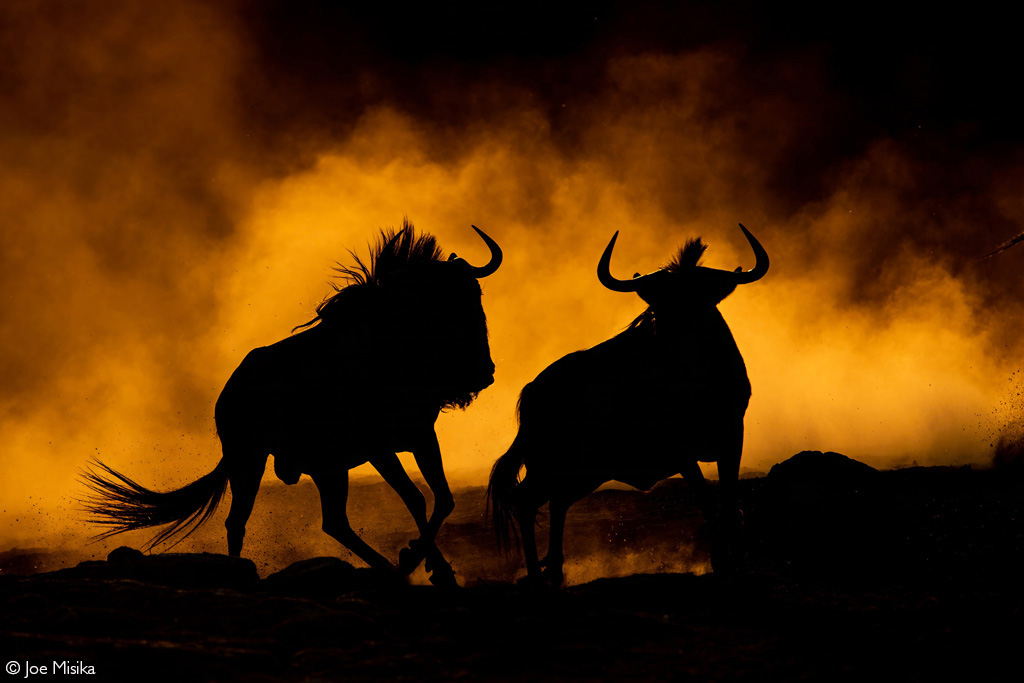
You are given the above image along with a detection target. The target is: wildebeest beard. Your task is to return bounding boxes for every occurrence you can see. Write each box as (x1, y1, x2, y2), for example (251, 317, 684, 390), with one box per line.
(441, 388, 480, 411)
(436, 348, 494, 410)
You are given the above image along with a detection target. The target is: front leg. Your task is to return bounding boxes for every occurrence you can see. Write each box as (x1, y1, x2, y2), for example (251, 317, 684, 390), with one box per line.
(410, 429, 455, 545)
(370, 450, 454, 583)
(391, 430, 456, 585)
(708, 419, 746, 575)
(311, 467, 396, 573)
(370, 451, 429, 555)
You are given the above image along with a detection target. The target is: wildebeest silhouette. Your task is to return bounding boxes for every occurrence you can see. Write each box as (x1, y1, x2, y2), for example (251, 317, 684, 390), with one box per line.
(488, 224, 768, 585)
(84, 220, 502, 585)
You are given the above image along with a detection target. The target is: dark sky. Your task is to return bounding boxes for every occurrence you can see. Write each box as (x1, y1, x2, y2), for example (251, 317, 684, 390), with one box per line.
(227, 0, 1022, 255)
(238, 0, 1019, 147)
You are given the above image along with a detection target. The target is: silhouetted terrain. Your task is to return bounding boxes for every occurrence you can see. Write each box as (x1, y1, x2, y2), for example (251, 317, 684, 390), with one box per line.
(3, 454, 1023, 680)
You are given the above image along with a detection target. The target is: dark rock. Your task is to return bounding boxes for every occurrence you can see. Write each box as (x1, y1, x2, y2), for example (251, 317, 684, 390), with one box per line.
(261, 556, 355, 597)
(749, 452, 884, 577)
(3, 467, 1023, 681)
(35, 551, 260, 590)
(766, 451, 879, 486)
(107, 546, 145, 564)
(261, 556, 404, 597)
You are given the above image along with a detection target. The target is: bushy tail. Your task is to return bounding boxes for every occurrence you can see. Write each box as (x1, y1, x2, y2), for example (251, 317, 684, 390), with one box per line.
(486, 437, 526, 554)
(81, 460, 229, 551)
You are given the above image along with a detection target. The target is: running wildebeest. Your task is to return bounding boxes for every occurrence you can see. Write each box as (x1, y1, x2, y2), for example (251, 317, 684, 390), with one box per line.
(488, 224, 768, 585)
(84, 220, 502, 585)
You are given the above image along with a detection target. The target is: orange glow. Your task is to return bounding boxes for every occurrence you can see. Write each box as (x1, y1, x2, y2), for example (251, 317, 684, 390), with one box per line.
(2, 2, 1023, 564)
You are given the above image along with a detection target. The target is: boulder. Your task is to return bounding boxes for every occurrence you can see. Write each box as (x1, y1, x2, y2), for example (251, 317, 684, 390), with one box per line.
(766, 451, 878, 486)
(261, 556, 404, 597)
(36, 547, 260, 590)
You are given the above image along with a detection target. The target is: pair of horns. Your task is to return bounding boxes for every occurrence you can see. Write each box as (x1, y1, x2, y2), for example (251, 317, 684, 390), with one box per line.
(447, 225, 503, 278)
(597, 223, 769, 292)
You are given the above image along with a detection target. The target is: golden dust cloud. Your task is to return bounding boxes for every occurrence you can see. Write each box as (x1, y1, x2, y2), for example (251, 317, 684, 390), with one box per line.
(2, 1, 1023, 571)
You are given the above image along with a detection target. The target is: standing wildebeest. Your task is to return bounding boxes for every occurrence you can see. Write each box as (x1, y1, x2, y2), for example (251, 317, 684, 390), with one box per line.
(488, 224, 768, 585)
(84, 220, 501, 585)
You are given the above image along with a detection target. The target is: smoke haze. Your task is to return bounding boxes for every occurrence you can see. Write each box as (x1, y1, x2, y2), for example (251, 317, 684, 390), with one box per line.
(2, 1, 1022, 558)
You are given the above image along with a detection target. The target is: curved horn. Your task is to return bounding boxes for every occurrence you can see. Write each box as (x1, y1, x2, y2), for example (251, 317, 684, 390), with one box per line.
(727, 223, 769, 284)
(597, 231, 641, 292)
(700, 224, 769, 283)
(463, 225, 503, 278)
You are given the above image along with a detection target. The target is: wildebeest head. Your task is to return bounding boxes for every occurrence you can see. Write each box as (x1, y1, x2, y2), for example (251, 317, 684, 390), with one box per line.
(301, 219, 502, 409)
(395, 226, 501, 407)
(598, 224, 768, 319)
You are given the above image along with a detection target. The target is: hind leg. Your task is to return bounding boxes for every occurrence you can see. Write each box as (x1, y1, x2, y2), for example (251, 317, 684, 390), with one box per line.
(224, 448, 269, 557)
(518, 504, 541, 582)
(541, 481, 598, 586)
(312, 466, 395, 572)
(540, 498, 569, 586)
(513, 474, 545, 583)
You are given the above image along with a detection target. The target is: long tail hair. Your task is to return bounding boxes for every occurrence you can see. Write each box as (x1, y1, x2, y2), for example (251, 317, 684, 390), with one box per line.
(81, 460, 229, 550)
(486, 435, 526, 554)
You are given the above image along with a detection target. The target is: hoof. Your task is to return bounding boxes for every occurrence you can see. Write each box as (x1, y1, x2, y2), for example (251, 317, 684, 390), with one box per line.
(398, 545, 425, 575)
(537, 555, 564, 586)
(516, 573, 548, 588)
(428, 563, 457, 588)
(541, 568, 564, 587)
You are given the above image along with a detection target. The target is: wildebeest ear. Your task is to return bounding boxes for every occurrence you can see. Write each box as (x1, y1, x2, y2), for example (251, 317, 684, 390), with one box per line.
(633, 272, 641, 279)
(734, 267, 742, 273)
(448, 253, 459, 261)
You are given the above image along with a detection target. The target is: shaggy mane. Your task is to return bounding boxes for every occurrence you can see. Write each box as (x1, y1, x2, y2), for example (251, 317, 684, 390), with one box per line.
(667, 237, 708, 272)
(296, 218, 445, 330)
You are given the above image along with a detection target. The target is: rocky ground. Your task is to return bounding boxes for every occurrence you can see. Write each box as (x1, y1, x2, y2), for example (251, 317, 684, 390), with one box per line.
(2, 452, 1022, 681)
